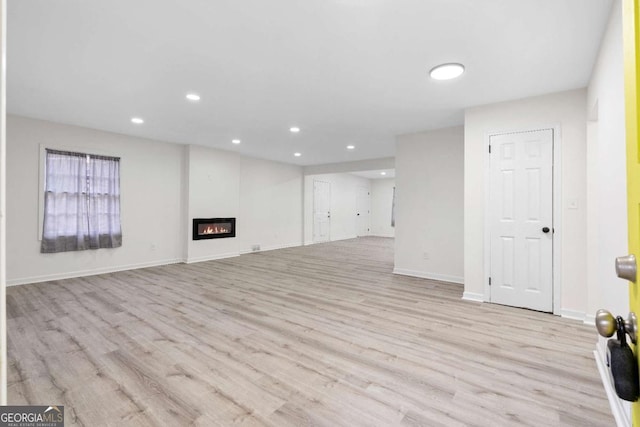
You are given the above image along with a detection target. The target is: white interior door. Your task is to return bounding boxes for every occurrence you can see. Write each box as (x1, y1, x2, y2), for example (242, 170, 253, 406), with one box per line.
(313, 180, 331, 243)
(356, 186, 370, 237)
(489, 129, 553, 312)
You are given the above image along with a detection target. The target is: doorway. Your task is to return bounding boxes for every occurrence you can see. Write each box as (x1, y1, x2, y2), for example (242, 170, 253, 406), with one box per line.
(313, 180, 331, 243)
(488, 129, 554, 312)
(356, 186, 370, 237)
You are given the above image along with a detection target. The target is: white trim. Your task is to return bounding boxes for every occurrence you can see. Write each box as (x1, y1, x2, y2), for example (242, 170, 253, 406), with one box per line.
(239, 241, 302, 255)
(483, 131, 491, 302)
(393, 268, 464, 284)
(355, 185, 371, 237)
(304, 235, 358, 246)
(0, 0, 7, 405)
(594, 348, 632, 427)
(483, 126, 562, 313)
(185, 252, 239, 264)
(181, 145, 190, 264)
(559, 309, 585, 321)
(312, 179, 331, 243)
(369, 233, 395, 238)
(331, 234, 358, 242)
(462, 291, 484, 302)
(6, 257, 183, 287)
(552, 126, 563, 316)
(584, 313, 596, 326)
(8, 242, 304, 286)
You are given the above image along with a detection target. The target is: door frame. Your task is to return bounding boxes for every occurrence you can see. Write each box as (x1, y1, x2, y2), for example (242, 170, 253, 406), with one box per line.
(312, 179, 331, 243)
(483, 125, 562, 315)
(623, 0, 640, 422)
(356, 186, 371, 237)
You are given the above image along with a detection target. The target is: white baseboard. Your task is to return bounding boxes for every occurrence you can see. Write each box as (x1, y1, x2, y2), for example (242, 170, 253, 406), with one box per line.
(239, 241, 302, 255)
(369, 233, 395, 238)
(7, 257, 183, 287)
(584, 313, 596, 326)
(392, 268, 464, 284)
(185, 252, 239, 264)
(332, 234, 358, 242)
(8, 241, 303, 286)
(594, 346, 631, 427)
(560, 309, 586, 322)
(305, 235, 358, 246)
(462, 291, 484, 302)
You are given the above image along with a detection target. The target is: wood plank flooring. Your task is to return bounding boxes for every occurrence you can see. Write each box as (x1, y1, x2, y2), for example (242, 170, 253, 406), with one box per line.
(7, 237, 612, 426)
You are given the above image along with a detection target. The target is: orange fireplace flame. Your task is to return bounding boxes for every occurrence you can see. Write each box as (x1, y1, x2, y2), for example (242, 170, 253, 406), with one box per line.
(201, 225, 229, 235)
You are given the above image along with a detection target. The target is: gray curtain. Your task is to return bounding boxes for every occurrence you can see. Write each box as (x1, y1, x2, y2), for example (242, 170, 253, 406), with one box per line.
(391, 186, 396, 227)
(41, 149, 122, 253)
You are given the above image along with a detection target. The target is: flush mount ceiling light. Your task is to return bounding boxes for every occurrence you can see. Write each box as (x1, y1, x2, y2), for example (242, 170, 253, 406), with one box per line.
(186, 93, 201, 101)
(380, 171, 387, 176)
(290, 127, 300, 133)
(232, 139, 241, 144)
(294, 152, 302, 157)
(346, 145, 355, 150)
(131, 117, 144, 124)
(429, 63, 465, 80)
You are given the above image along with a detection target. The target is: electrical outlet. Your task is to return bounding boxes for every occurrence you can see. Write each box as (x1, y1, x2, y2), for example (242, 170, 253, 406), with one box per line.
(252, 245, 261, 252)
(568, 199, 579, 210)
(423, 252, 429, 260)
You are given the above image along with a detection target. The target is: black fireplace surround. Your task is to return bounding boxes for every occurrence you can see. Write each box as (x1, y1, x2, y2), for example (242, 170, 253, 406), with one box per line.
(192, 218, 236, 240)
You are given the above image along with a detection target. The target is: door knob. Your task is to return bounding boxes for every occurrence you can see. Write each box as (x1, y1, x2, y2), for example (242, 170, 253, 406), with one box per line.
(542, 227, 550, 233)
(616, 254, 637, 283)
(596, 309, 638, 344)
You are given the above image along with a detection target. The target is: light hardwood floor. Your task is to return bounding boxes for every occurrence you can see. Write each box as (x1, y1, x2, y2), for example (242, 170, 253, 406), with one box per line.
(7, 237, 612, 426)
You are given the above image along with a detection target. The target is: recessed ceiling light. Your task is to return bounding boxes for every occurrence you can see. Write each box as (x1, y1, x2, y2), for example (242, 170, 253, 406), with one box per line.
(186, 93, 201, 101)
(290, 127, 300, 133)
(346, 145, 355, 150)
(232, 139, 241, 144)
(294, 152, 302, 157)
(429, 63, 465, 80)
(381, 171, 387, 176)
(131, 117, 144, 124)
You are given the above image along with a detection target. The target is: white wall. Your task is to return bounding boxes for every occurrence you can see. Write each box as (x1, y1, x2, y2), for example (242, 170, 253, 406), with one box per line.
(304, 173, 371, 244)
(239, 156, 303, 253)
(370, 179, 395, 237)
(586, 0, 627, 321)
(7, 115, 185, 284)
(1, 4, 7, 405)
(394, 126, 464, 284)
(464, 89, 587, 316)
(586, 3, 631, 421)
(186, 145, 241, 262)
(7, 115, 304, 284)
(304, 157, 394, 175)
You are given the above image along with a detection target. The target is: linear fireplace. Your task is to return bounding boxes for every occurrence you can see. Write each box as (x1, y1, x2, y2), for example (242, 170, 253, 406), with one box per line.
(192, 218, 236, 240)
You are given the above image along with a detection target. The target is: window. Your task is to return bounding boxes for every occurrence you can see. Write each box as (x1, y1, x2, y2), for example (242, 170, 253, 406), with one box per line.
(391, 186, 396, 227)
(41, 149, 122, 253)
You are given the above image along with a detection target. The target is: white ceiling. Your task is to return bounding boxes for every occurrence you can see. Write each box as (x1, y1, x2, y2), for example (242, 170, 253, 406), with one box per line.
(7, 0, 612, 166)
